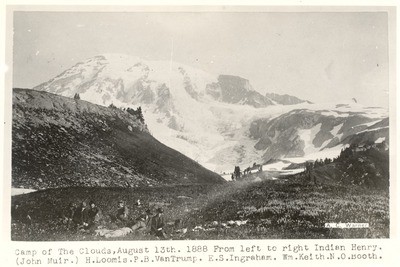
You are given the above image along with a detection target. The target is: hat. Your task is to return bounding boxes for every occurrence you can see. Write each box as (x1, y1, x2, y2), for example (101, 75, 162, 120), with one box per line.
(118, 200, 124, 204)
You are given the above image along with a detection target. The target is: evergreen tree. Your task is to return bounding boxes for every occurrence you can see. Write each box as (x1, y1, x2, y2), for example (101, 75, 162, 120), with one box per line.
(73, 93, 80, 100)
(126, 106, 145, 124)
(137, 106, 145, 124)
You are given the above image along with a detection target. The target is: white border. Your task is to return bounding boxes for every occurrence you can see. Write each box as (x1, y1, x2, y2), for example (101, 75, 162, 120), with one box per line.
(1, 1, 399, 267)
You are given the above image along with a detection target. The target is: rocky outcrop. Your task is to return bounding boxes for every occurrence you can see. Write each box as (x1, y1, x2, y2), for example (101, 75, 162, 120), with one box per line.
(206, 75, 275, 108)
(265, 93, 311, 105)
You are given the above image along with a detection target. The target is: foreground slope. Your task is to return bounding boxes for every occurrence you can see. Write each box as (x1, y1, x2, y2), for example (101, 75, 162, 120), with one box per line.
(12, 89, 225, 189)
(11, 180, 389, 240)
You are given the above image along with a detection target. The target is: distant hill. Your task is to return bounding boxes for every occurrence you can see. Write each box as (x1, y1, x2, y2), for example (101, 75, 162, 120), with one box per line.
(12, 89, 225, 189)
(297, 142, 389, 189)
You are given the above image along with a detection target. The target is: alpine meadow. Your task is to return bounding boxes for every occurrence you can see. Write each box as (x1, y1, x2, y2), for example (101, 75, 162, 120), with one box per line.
(10, 11, 391, 241)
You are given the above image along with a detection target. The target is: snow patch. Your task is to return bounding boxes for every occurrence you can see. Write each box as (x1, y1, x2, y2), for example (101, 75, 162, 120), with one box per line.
(331, 123, 343, 139)
(284, 144, 347, 164)
(12, 188, 36, 196)
(262, 161, 291, 171)
(375, 137, 386, 144)
(298, 123, 322, 154)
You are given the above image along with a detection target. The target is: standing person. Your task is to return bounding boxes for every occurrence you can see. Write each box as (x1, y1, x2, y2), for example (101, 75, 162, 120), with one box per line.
(150, 208, 167, 239)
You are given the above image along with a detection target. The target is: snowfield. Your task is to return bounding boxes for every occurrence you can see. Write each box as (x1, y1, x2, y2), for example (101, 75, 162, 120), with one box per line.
(34, 54, 389, 174)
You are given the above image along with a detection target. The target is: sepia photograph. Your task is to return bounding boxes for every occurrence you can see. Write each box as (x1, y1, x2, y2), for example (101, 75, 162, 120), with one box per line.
(6, 5, 394, 244)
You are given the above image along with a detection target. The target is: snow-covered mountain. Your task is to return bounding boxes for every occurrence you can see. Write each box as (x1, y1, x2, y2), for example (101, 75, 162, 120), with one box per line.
(34, 54, 389, 172)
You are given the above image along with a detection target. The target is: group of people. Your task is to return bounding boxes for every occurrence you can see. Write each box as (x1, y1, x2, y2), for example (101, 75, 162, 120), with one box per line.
(64, 201, 101, 231)
(63, 199, 167, 239)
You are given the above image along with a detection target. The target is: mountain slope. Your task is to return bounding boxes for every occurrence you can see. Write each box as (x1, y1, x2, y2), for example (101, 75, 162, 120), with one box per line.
(249, 108, 389, 163)
(298, 143, 389, 189)
(32, 54, 388, 172)
(12, 88, 225, 189)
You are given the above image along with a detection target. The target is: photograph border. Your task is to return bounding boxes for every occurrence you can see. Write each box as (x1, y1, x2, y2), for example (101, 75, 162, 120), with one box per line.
(1, 1, 399, 266)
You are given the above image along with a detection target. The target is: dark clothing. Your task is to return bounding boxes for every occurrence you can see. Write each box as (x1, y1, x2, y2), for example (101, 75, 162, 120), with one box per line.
(83, 206, 101, 230)
(110, 205, 129, 227)
(73, 206, 89, 226)
(64, 206, 76, 228)
(88, 207, 100, 224)
(150, 214, 166, 238)
(116, 206, 129, 221)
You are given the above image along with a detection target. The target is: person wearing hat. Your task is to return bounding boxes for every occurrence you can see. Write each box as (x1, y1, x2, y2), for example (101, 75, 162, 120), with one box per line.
(111, 200, 129, 226)
(150, 207, 167, 239)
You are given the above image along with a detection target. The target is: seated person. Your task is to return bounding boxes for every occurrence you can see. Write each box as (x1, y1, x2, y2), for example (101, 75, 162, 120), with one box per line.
(110, 200, 129, 226)
(72, 201, 89, 229)
(86, 201, 101, 230)
(131, 209, 153, 233)
(150, 208, 167, 239)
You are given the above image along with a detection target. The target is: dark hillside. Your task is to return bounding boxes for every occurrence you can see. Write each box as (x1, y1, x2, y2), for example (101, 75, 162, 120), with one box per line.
(12, 88, 225, 189)
(295, 143, 389, 190)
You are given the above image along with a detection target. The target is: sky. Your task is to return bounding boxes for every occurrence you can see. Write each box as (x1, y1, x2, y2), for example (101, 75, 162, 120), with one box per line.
(12, 11, 389, 108)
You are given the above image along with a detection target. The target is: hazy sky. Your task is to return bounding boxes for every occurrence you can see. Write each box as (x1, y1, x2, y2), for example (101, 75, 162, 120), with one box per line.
(13, 11, 389, 107)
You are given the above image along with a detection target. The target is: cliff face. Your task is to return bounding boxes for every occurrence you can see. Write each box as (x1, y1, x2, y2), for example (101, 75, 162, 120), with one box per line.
(265, 93, 311, 105)
(206, 75, 275, 108)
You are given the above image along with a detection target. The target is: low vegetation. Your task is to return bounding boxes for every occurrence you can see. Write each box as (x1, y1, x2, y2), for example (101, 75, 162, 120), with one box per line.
(11, 178, 389, 241)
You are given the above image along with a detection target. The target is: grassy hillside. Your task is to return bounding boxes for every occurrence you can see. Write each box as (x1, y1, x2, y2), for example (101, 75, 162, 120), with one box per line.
(12, 88, 225, 189)
(11, 180, 389, 241)
(294, 144, 390, 189)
